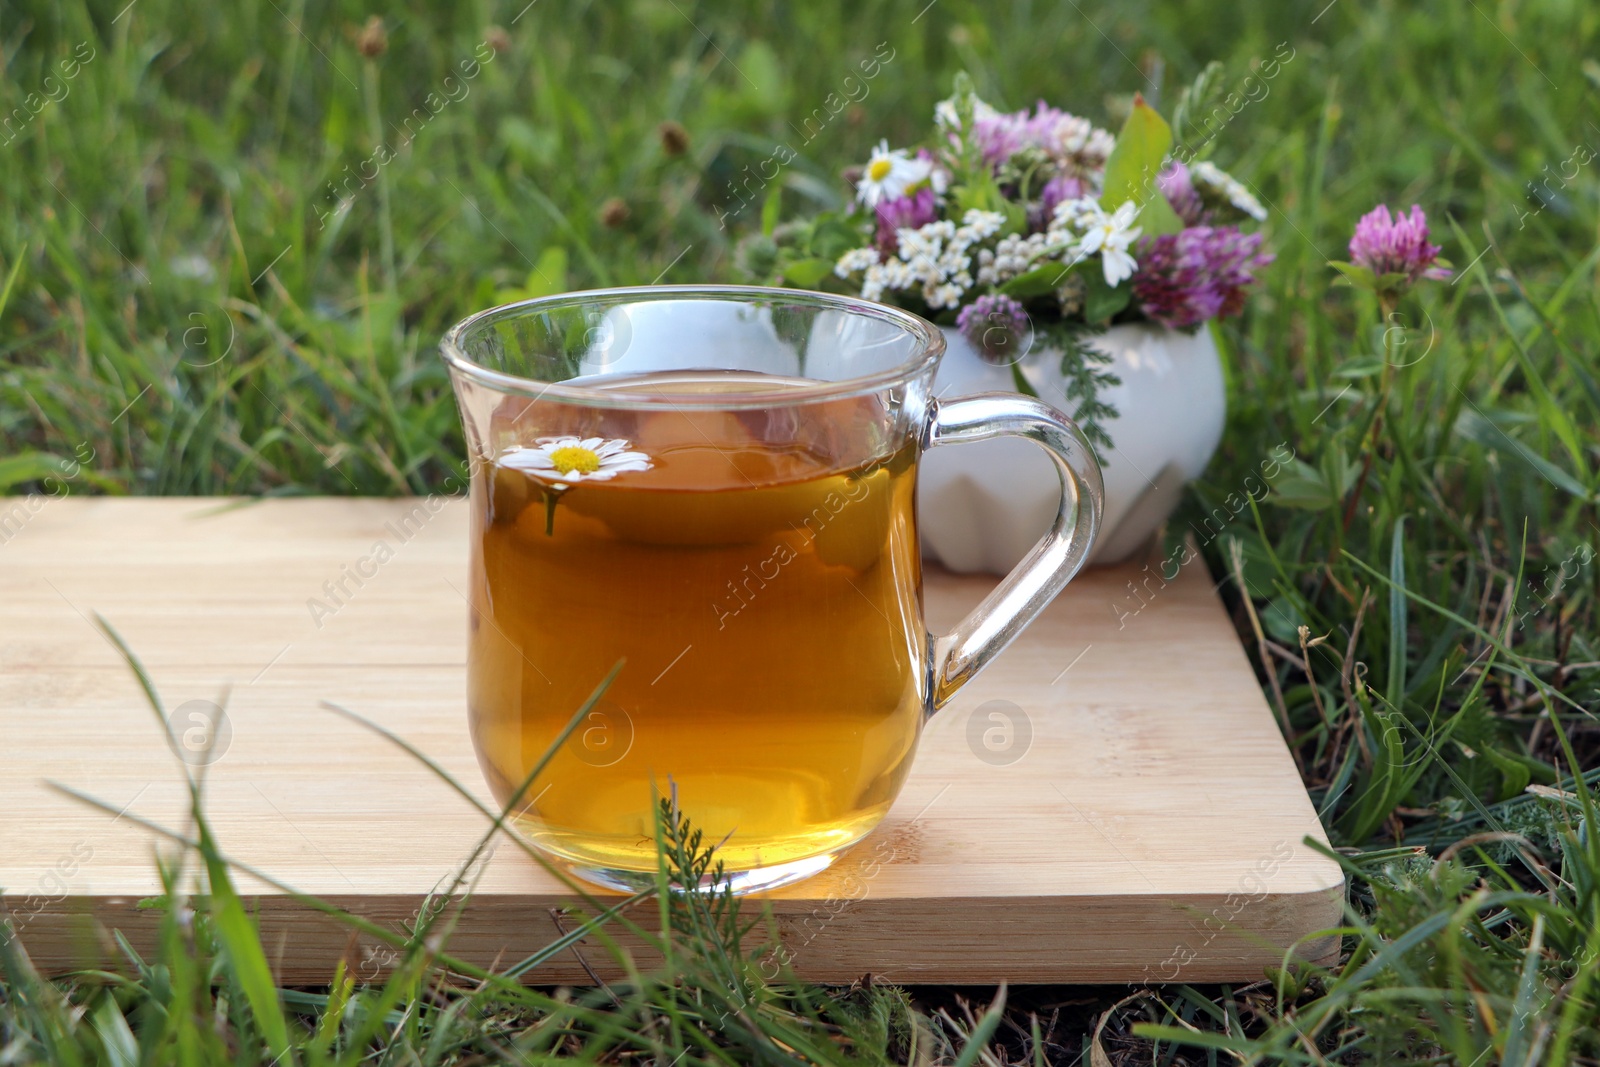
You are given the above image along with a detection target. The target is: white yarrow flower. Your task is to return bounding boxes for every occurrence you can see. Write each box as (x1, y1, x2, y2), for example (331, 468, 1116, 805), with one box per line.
(501, 437, 652, 483)
(856, 140, 932, 208)
(847, 215, 984, 307)
(835, 247, 882, 277)
(1191, 161, 1268, 221)
(957, 209, 1006, 243)
(1074, 200, 1142, 287)
(860, 265, 888, 302)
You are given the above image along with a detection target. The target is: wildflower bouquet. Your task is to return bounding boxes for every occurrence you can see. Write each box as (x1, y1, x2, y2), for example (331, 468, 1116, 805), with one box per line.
(739, 76, 1274, 451)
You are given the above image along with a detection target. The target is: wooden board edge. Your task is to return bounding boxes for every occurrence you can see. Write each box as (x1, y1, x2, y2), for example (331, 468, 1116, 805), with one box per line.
(12, 879, 1347, 986)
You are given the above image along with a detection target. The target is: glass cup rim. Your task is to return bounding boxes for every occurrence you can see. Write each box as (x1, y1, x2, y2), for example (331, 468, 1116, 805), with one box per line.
(439, 283, 947, 408)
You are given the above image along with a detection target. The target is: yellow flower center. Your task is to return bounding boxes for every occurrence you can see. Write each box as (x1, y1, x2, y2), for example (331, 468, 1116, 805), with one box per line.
(867, 158, 893, 182)
(548, 445, 601, 474)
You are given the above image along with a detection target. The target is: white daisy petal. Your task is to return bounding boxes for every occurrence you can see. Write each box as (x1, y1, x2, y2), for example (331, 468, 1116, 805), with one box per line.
(502, 448, 555, 470)
(1102, 247, 1137, 287)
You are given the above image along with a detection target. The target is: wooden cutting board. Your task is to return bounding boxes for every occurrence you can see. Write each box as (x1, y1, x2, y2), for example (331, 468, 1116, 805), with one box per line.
(0, 498, 1341, 984)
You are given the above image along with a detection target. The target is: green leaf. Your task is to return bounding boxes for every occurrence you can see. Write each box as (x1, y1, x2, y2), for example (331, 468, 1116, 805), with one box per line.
(522, 246, 568, 299)
(0, 452, 73, 491)
(312, 962, 355, 1056)
(1268, 459, 1339, 510)
(1009, 359, 1038, 397)
(91, 997, 138, 1067)
(1478, 742, 1534, 801)
(1262, 596, 1305, 645)
(1455, 409, 1592, 499)
(1342, 693, 1412, 841)
(0, 242, 25, 321)
(497, 116, 559, 169)
(1333, 356, 1386, 379)
(999, 197, 1028, 236)
(1171, 60, 1226, 146)
(999, 263, 1071, 299)
(1503, 913, 1547, 1067)
(950, 149, 1024, 222)
(1387, 517, 1408, 708)
(1099, 94, 1183, 236)
(779, 257, 834, 288)
(1080, 266, 1132, 324)
(951, 177, 1004, 215)
(807, 216, 860, 261)
(1328, 260, 1377, 291)
(952, 987, 1006, 1067)
(735, 41, 789, 116)
(761, 180, 783, 236)
(197, 823, 292, 1060)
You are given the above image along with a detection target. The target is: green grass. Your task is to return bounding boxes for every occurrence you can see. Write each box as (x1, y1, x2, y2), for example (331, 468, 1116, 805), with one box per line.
(4, 0, 1599, 1062)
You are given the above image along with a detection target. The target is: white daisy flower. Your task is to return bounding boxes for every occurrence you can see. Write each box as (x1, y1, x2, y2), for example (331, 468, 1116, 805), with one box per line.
(856, 139, 932, 208)
(1050, 196, 1106, 234)
(1074, 200, 1142, 287)
(500, 437, 652, 483)
(1191, 161, 1268, 221)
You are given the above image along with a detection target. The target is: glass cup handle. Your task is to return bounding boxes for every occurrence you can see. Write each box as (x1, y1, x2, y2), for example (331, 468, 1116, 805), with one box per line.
(923, 393, 1104, 711)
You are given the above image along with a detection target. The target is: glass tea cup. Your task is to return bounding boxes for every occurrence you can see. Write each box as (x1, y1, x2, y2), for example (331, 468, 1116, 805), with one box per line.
(442, 285, 1101, 894)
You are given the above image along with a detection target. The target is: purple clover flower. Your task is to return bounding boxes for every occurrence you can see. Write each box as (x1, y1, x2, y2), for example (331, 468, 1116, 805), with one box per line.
(1033, 174, 1088, 231)
(971, 108, 1029, 166)
(1348, 204, 1450, 288)
(1156, 161, 1207, 227)
(956, 294, 1030, 363)
(1132, 226, 1275, 331)
(874, 185, 940, 256)
(971, 102, 1110, 170)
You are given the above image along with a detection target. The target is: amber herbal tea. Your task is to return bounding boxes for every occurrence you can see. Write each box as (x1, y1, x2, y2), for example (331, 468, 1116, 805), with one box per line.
(446, 288, 1101, 894)
(467, 371, 926, 878)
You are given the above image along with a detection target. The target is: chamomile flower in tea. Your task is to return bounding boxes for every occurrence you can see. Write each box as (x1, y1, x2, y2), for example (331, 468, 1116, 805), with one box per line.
(501, 436, 653, 482)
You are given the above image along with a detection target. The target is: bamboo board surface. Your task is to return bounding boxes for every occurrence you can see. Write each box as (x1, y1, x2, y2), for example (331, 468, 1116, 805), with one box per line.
(0, 498, 1341, 984)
